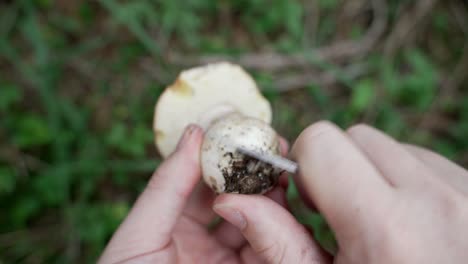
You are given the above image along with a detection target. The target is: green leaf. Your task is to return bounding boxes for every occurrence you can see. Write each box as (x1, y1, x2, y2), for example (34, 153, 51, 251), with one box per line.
(306, 84, 329, 110)
(286, 177, 299, 200)
(433, 138, 459, 160)
(106, 122, 152, 158)
(432, 11, 448, 32)
(33, 166, 71, 206)
(60, 99, 88, 133)
(0, 166, 16, 195)
(255, 73, 277, 100)
(329, 107, 354, 128)
(33, 0, 53, 8)
(351, 79, 375, 113)
(20, 13, 50, 66)
(72, 202, 130, 248)
(287, 187, 338, 255)
(99, 0, 162, 56)
(319, 0, 340, 11)
(374, 104, 406, 138)
(13, 114, 52, 148)
(11, 195, 41, 226)
(0, 82, 23, 111)
(79, 2, 96, 25)
(380, 60, 399, 96)
(283, 0, 303, 39)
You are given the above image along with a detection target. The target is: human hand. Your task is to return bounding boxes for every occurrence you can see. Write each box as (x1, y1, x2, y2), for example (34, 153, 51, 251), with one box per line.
(98, 124, 328, 263)
(290, 121, 468, 263)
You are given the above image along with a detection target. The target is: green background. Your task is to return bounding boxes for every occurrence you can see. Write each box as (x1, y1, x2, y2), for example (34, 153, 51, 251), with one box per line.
(0, 0, 467, 262)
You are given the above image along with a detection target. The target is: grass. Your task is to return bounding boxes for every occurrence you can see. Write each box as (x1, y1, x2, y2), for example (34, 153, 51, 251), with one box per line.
(0, 0, 467, 262)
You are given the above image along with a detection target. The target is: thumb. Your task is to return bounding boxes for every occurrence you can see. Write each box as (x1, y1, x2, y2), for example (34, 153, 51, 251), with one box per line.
(213, 190, 330, 264)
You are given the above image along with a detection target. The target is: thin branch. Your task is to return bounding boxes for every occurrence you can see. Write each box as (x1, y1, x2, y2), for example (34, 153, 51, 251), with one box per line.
(0, 147, 47, 172)
(418, 41, 468, 130)
(168, 0, 387, 71)
(139, 58, 173, 84)
(450, 0, 468, 36)
(272, 62, 369, 92)
(441, 42, 468, 98)
(302, 0, 319, 48)
(384, 0, 439, 56)
(314, 0, 387, 61)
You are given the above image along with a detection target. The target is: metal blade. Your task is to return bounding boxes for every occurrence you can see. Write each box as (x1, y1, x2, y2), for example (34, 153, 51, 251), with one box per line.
(236, 146, 298, 174)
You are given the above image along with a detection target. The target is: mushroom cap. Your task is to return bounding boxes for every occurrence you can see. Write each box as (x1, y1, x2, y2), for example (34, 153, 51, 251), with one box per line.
(201, 113, 281, 194)
(153, 62, 272, 158)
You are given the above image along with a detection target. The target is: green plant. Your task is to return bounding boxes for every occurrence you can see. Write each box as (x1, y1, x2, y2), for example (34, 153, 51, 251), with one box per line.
(0, 0, 466, 262)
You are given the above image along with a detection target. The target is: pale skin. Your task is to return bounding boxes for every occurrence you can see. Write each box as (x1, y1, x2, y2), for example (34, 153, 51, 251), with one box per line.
(99, 121, 468, 264)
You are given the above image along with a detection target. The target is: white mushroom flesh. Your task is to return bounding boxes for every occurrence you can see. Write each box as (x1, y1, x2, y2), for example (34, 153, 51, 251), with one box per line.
(153, 62, 272, 158)
(201, 113, 281, 194)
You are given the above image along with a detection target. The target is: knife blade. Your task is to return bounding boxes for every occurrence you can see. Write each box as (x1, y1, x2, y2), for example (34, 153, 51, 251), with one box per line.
(236, 146, 298, 174)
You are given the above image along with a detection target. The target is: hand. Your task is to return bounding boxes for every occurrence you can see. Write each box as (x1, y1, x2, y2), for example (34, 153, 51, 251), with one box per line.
(290, 121, 468, 263)
(98, 124, 328, 264)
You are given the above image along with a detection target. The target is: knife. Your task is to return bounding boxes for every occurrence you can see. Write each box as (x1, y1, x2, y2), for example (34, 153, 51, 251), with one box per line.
(236, 146, 299, 174)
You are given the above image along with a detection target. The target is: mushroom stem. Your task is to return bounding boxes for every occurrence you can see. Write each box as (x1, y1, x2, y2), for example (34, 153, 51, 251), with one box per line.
(197, 104, 238, 130)
(201, 113, 281, 194)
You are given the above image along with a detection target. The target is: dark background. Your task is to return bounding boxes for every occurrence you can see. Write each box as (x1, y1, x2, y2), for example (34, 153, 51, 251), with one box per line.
(0, 0, 467, 262)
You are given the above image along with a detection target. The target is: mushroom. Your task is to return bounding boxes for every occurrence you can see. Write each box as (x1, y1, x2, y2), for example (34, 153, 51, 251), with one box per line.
(153, 62, 282, 194)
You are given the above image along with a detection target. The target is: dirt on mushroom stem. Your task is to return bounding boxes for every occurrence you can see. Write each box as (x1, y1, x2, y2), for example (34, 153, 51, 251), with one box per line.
(221, 151, 282, 194)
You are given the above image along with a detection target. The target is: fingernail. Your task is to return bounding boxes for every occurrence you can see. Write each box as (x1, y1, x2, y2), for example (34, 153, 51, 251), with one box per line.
(213, 205, 247, 230)
(176, 124, 198, 150)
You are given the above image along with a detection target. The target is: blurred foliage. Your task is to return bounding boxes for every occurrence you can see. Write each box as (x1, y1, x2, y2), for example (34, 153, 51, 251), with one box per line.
(0, 0, 467, 262)
(287, 178, 337, 255)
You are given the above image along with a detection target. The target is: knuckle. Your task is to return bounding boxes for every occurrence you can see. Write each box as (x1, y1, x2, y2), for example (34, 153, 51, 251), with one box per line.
(346, 123, 371, 136)
(433, 185, 465, 220)
(212, 250, 238, 264)
(298, 245, 323, 264)
(255, 241, 286, 264)
(292, 121, 340, 153)
(302, 121, 338, 140)
(374, 212, 412, 262)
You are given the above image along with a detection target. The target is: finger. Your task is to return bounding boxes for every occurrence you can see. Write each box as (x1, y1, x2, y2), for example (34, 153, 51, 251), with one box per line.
(183, 135, 291, 226)
(212, 187, 288, 250)
(266, 185, 288, 208)
(212, 221, 246, 250)
(347, 124, 439, 188)
(290, 121, 393, 240)
(404, 144, 468, 194)
(213, 191, 330, 264)
(240, 246, 267, 264)
(183, 180, 217, 225)
(212, 136, 289, 250)
(100, 125, 203, 263)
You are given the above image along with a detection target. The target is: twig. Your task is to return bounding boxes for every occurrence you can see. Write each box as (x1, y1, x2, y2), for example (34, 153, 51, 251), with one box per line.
(168, 0, 387, 71)
(384, 0, 439, 56)
(139, 58, 174, 84)
(450, 0, 468, 36)
(342, 0, 369, 18)
(68, 58, 100, 82)
(317, 0, 387, 61)
(418, 41, 468, 130)
(271, 62, 369, 92)
(0, 147, 47, 172)
(0, 226, 58, 246)
(302, 0, 319, 48)
(441, 42, 468, 97)
(141, 57, 368, 92)
(461, 153, 468, 168)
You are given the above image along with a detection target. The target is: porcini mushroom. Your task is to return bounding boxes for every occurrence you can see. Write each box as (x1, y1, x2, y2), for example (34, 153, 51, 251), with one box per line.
(153, 62, 282, 194)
